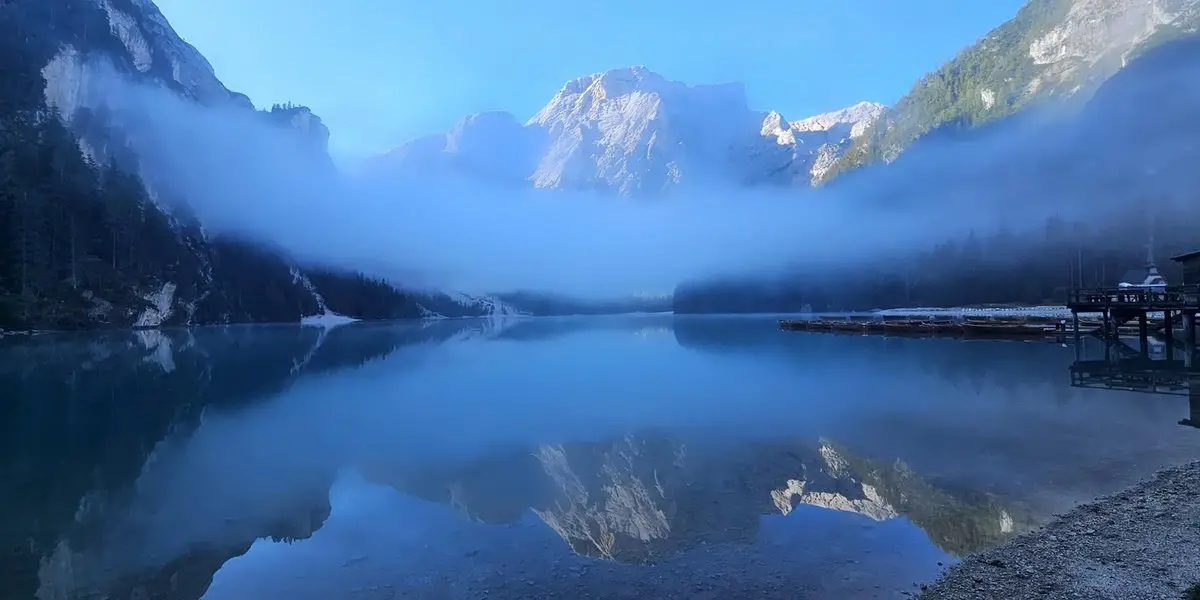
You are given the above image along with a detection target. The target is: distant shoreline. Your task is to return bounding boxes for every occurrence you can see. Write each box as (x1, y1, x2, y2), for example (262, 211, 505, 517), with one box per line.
(917, 460, 1200, 600)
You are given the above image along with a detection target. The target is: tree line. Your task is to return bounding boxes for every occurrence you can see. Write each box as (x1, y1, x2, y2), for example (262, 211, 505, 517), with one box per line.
(675, 204, 1200, 314)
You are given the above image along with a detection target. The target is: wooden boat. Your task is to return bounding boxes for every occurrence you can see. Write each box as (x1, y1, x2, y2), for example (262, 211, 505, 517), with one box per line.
(863, 321, 889, 332)
(962, 322, 1055, 337)
(779, 319, 813, 331)
(883, 321, 930, 333)
(926, 321, 966, 334)
(828, 320, 870, 332)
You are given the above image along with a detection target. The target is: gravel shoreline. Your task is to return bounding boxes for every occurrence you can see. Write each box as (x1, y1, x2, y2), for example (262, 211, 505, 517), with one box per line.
(917, 461, 1200, 600)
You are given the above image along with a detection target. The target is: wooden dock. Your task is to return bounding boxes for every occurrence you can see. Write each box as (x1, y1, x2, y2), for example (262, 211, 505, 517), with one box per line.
(1066, 286, 1200, 352)
(1065, 252, 1200, 353)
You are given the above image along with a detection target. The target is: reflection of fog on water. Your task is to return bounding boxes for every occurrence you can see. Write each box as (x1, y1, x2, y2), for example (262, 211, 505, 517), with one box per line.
(1, 315, 1197, 600)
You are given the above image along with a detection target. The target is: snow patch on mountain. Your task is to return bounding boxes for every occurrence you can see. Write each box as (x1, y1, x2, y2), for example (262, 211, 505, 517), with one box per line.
(290, 268, 358, 327)
(760, 111, 796, 144)
(370, 66, 884, 192)
(789, 101, 886, 139)
(409, 290, 526, 321)
(450, 291, 526, 318)
(417, 304, 447, 320)
(756, 101, 886, 183)
(290, 268, 327, 313)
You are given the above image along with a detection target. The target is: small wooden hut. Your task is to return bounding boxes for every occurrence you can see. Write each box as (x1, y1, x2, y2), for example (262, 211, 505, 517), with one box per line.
(1171, 250, 1200, 286)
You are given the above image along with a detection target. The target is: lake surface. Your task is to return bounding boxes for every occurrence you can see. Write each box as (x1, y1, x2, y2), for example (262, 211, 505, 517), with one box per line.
(2, 315, 1198, 600)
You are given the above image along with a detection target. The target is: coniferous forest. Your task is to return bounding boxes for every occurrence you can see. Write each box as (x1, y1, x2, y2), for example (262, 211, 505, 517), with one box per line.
(0, 0, 472, 330)
(0, 0, 181, 329)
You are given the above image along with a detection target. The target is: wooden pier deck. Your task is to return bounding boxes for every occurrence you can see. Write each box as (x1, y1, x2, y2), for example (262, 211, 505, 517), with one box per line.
(1066, 285, 1200, 351)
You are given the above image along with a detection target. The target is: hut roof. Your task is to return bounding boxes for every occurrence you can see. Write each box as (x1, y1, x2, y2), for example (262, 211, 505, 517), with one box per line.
(1119, 267, 1167, 287)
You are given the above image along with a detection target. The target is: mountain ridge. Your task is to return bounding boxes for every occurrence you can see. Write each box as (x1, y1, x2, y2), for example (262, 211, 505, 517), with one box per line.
(821, 0, 1200, 182)
(367, 66, 885, 194)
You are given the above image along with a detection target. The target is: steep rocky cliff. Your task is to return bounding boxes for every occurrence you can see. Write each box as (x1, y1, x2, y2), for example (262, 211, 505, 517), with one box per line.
(0, 0, 512, 331)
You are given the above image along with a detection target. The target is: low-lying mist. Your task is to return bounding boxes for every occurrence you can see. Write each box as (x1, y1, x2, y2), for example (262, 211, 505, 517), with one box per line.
(88, 42, 1200, 300)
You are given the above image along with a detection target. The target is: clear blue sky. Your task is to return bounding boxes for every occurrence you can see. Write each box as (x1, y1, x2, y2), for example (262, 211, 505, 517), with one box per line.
(155, 0, 1027, 162)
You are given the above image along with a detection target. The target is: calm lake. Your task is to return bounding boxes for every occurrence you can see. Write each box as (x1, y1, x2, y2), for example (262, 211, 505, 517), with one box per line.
(3, 315, 1198, 600)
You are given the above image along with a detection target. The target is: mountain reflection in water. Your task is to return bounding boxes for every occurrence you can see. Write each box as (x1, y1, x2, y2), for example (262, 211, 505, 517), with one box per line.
(1, 315, 1197, 600)
(368, 434, 1030, 566)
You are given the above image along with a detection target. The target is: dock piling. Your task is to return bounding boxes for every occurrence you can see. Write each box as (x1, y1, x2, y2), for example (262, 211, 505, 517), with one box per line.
(1139, 313, 1149, 355)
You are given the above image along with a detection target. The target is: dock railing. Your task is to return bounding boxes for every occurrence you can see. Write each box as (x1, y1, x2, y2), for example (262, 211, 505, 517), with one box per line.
(1066, 285, 1200, 312)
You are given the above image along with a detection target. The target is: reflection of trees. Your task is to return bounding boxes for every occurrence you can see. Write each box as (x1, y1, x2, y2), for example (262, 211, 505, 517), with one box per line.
(673, 315, 1078, 393)
(489, 313, 676, 342)
(34, 498, 333, 600)
(0, 322, 444, 600)
(826, 442, 1023, 556)
(368, 432, 1034, 564)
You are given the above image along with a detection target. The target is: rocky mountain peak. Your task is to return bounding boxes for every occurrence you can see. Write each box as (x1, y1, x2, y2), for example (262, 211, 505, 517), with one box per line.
(447, 111, 525, 150)
(374, 66, 882, 194)
(527, 66, 748, 129)
(267, 105, 331, 155)
(760, 110, 789, 134)
(790, 101, 886, 138)
(556, 65, 669, 98)
(71, 0, 252, 109)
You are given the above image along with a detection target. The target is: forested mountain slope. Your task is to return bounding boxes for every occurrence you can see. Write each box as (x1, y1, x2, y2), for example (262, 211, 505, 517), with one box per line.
(676, 34, 1200, 313)
(822, 0, 1200, 183)
(0, 0, 510, 331)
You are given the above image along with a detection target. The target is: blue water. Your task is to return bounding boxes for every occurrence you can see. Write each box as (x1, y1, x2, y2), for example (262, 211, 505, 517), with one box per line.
(2, 315, 1197, 600)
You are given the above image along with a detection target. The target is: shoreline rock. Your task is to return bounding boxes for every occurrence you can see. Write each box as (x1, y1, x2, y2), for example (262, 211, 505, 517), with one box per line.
(917, 460, 1200, 600)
